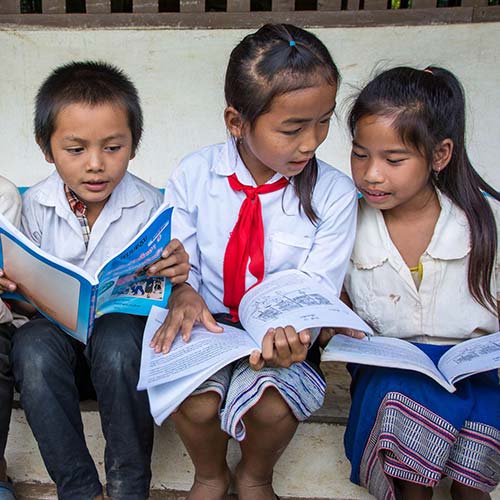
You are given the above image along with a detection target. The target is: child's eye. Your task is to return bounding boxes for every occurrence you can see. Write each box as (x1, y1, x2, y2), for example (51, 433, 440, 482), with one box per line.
(281, 128, 301, 136)
(320, 116, 332, 124)
(351, 150, 367, 159)
(66, 147, 84, 155)
(105, 145, 122, 152)
(387, 158, 406, 165)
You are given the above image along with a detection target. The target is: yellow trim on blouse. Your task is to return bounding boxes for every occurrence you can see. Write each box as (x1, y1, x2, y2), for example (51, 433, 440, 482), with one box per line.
(409, 260, 423, 289)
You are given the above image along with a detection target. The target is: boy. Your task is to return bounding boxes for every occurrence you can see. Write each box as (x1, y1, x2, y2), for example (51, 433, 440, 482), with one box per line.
(0, 176, 24, 500)
(6, 62, 189, 500)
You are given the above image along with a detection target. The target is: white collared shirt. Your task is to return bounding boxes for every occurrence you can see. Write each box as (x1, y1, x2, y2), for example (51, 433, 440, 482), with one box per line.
(344, 193, 500, 344)
(0, 175, 22, 324)
(21, 171, 163, 276)
(164, 139, 358, 314)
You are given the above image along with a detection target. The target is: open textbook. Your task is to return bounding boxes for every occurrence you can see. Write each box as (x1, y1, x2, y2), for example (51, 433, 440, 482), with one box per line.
(138, 269, 373, 425)
(322, 332, 500, 393)
(0, 204, 173, 343)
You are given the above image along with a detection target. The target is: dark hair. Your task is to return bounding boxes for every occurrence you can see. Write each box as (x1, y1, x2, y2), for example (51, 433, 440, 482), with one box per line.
(225, 23, 340, 223)
(35, 61, 143, 157)
(349, 66, 499, 312)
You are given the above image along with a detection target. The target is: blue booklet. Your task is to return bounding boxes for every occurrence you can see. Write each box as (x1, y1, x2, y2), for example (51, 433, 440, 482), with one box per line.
(0, 204, 173, 343)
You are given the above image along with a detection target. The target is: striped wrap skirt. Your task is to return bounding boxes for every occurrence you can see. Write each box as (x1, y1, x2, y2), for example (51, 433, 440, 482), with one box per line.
(344, 342, 500, 499)
(192, 355, 325, 441)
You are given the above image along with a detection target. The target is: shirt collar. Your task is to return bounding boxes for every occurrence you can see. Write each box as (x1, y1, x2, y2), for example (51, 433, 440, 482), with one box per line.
(212, 138, 286, 186)
(351, 190, 470, 269)
(64, 184, 87, 217)
(350, 199, 391, 270)
(35, 171, 146, 215)
(426, 189, 470, 260)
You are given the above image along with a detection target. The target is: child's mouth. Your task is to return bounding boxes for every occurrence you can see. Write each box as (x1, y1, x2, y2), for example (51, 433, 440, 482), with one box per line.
(84, 180, 108, 192)
(363, 189, 391, 201)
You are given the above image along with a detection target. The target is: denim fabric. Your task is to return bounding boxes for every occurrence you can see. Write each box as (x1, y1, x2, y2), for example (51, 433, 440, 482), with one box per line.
(0, 323, 15, 457)
(11, 314, 153, 500)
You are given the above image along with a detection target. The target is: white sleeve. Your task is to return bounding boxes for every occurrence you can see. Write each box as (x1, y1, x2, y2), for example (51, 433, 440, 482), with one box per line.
(20, 190, 43, 247)
(0, 176, 21, 228)
(300, 177, 358, 297)
(164, 164, 202, 292)
(0, 177, 20, 323)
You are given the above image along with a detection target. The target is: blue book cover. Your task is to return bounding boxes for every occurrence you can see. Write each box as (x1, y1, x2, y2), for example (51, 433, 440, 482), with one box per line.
(0, 204, 173, 343)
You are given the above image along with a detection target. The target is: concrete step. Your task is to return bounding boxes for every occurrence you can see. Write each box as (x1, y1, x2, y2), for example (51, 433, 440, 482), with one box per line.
(7, 410, 371, 499)
(5, 364, 500, 499)
(13, 482, 348, 500)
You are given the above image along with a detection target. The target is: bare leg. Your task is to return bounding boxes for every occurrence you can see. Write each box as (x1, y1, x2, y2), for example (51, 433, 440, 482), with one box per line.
(236, 388, 298, 500)
(394, 479, 433, 500)
(171, 392, 231, 500)
(451, 481, 491, 500)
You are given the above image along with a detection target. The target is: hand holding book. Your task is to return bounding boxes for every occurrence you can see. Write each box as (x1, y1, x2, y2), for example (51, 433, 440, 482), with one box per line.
(149, 282, 223, 354)
(318, 326, 366, 348)
(0, 268, 16, 294)
(145, 238, 190, 285)
(250, 325, 311, 370)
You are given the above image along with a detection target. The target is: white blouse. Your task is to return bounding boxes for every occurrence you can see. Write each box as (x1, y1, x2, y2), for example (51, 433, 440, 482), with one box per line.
(164, 139, 358, 314)
(344, 192, 500, 344)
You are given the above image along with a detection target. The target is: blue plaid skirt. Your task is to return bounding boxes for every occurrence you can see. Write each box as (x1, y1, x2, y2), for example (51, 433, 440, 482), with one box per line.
(345, 342, 500, 499)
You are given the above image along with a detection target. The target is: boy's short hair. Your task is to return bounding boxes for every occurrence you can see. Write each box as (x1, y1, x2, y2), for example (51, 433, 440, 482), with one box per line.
(35, 61, 143, 157)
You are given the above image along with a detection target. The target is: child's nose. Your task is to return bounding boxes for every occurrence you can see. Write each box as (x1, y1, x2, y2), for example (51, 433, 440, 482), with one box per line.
(299, 129, 322, 155)
(364, 160, 384, 183)
(87, 150, 104, 172)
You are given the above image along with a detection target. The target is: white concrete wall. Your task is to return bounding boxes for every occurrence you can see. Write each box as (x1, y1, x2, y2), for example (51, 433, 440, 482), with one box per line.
(0, 23, 499, 189)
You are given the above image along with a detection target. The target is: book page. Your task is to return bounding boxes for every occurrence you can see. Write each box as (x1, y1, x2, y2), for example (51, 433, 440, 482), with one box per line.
(95, 205, 173, 317)
(0, 215, 94, 343)
(438, 331, 500, 384)
(322, 335, 455, 392)
(239, 270, 373, 346)
(138, 306, 257, 390)
(147, 363, 225, 425)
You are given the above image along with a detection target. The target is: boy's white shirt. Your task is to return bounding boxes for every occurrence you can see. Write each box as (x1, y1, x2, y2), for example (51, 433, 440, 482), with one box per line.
(345, 191, 499, 344)
(164, 139, 358, 314)
(0, 175, 22, 324)
(21, 171, 163, 276)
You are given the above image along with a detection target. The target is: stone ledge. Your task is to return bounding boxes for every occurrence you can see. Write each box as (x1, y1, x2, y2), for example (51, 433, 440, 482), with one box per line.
(7, 409, 371, 499)
(14, 483, 356, 500)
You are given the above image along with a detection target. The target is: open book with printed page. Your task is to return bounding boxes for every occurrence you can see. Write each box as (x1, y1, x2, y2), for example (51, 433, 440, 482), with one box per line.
(321, 331, 500, 393)
(0, 204, 173, 343)
(137, 269, 374, 426)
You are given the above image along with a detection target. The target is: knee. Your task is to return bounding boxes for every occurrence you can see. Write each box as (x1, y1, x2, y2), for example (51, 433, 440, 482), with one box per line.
(450, 481, 490, 500)
(175, 392, 221, 425)
(12, 323, 56, 375)
(244, 387, 293, 427)
(11, 323, 63, 390)
(89, 314, 144, 374)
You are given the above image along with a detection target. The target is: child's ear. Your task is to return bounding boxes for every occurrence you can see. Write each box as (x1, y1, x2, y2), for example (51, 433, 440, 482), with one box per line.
(224, 106, 245, 141)
(36, 138, 54, 164)
(43, 151, 55, 164)
(432, 138, 453, 174)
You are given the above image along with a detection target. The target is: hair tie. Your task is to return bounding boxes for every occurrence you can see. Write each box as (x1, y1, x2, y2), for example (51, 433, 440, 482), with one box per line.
(423, 68, 433, 75)
(289, 40, 296, 47)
